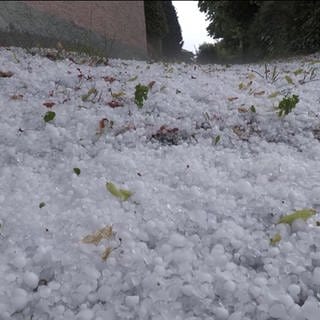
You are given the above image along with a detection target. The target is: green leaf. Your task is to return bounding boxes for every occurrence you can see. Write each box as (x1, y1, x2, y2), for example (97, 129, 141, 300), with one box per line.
(277, 208, 316, 225)
(128, 75, 138, 82)
(268, 91, 280, 98)
(39, 202, 46, 208)
(106, 182, 133, 201)
(270, 233, 281, 245)
(73, 168, 81, 176)
(111, 91, 125, 98)
(43, 111, 56, 122)
(285, 75, 294, 85)
(134, 84, 149, 108)
(214, 135, 220, 145)
(293, 68, 303, 76)
(239, 82, 245, 90)
(250, 105, 256, 113)
(81, 88, 98, 101)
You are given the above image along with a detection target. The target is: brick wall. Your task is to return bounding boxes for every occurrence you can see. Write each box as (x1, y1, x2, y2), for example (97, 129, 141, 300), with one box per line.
(24, 1, 147, 53)
(0, 1, 147, 59)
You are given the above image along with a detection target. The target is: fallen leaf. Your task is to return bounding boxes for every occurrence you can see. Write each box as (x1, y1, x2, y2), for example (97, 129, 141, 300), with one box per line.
(102, 76, 116, 83)
(228, 97, 238, 102)
(111, 91, 125, 99)
(277, 208, 316, 225)
(268, 91, 280, 98)
(10, 94, 23, 100)
(232, 126, 248, 140)
(39, 202, 46, 209)
(0, 71, 14, 78)
(239, 81, 252, 90)
(43, 101, 55, 108)
(254, 91, 265, 96)
(238, 107, 248, 113)
(82, 226, 114, 245)
(43, 111, 56, 122)
(148, 81, 156, 89)
(239, 82, 245, 90)
(247, 73, 255, 80)
(128, 75, 138, 82)
(285, 75, 294, 84)
(106, 182, 133, 201)
(293, 68, 304, 76)
(101, 247, 113, 261)
(270, 233, 282, 245)
(108, 100, 123, 108)
(81, 88, 98, 101)
(99, 118, 107, 130)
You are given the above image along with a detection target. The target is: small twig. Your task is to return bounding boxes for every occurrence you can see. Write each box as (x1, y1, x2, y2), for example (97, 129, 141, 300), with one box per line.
(250, 69, 265, 79)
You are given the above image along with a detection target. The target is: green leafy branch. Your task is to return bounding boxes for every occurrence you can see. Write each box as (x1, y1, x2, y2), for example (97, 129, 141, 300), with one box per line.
(134, 84, 149, 108)
(275, 94, 299, 117)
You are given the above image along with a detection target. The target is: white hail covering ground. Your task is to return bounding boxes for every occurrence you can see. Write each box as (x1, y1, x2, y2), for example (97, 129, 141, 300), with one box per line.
(1, 47, 320, 320)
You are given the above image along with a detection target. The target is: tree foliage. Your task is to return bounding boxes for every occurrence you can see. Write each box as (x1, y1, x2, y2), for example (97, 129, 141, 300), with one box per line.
(162, 1, 183, 58)
(144, 1, 183, 59)
(144, 1, 168, 39)
(198, 0, 320, 61)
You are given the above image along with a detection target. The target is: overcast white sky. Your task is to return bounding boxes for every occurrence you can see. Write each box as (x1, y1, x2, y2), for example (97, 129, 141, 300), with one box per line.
(172, 1, 216, 53)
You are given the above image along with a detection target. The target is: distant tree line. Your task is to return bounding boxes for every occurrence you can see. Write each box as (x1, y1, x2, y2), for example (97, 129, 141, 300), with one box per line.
(197, 1, 320, 63)
(144, 1, 193, 62)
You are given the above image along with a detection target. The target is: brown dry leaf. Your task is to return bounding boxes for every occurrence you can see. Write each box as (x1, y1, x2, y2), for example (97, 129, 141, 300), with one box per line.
(97, 118, 107, 135)
(228, 97, 239, 102)
(254, 91, 265, 96)
(82, 234, 101, 246)
(98, 226, 114, 239)
(108, 100, 123, 108)
(100, 118, 107, 129)
(0, 71, 14, 78)
(238, 107, 248, 113)
(148, 80, 156, 89)
(43, 101, 55, 108)
(103, 76, 116, 83)
(232, 126, 248, 140)
(101, 247, 113, 261)
(82, 226, 114, 246)
(247, 73, 255, 80)
(10, 94, 23, 100)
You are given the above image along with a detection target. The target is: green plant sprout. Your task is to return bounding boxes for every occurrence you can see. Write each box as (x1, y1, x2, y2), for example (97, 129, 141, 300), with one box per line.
(250, 105, 256, 113)
(44, 111, 56, 122)
(134, 84, 149, 108)
(214, 135, 220, 145)
(276, 94, 299, 117)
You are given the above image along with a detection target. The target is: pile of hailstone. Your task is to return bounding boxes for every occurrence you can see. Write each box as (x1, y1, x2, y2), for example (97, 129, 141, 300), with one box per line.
(1, 46, 320, 320)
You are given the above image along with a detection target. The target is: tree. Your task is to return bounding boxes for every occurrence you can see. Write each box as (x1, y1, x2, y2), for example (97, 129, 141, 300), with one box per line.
(144, 1, 168, 57)
(198, 0, 320, 60)
(198, 1, 259, 54)
(162, 1, 183, 58)
(144, 1, 183, 59)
